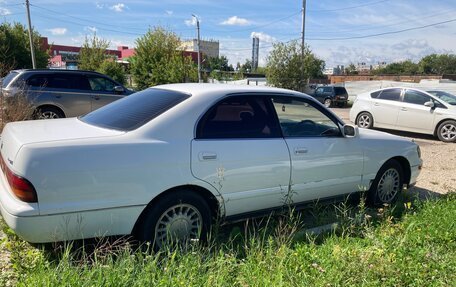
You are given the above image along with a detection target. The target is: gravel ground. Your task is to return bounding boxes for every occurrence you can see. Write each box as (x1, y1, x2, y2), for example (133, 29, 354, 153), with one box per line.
(332, 107, 456, 195)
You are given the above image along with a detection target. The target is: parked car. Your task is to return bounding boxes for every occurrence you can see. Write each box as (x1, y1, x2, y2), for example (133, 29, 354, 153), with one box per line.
(312, 85, 349, 108)
(350, 87, 456, 143)
(426, 90, 456, 106)
(0, 84, 421, 247)
(0, 69, 133, 119)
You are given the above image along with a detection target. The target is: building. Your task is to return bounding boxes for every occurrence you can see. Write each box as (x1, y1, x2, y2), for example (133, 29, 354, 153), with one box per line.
(251, 37, 259, 71)
(181, 39, 219, 59)
(323, 65, 345, 76)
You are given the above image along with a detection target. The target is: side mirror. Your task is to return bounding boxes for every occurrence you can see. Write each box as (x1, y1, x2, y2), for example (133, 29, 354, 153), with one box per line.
(424, 101, 435, 108)
(114, 86, 125, 93)
(342, 124, 358, 138)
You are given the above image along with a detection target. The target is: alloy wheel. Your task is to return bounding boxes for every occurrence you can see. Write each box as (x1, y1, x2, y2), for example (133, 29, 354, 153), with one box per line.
(440, 123, 456, 141)
(358, 114, 371, 128)
(39, 111, 60, 119)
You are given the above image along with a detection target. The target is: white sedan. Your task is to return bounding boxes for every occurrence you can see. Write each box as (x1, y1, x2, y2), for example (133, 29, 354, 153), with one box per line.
(350, 87, 456, 142)
(0, 84, 422, 247)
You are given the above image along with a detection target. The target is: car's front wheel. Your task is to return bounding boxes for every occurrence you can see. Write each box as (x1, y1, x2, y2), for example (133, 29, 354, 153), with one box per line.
(136, 190, 212, 250)
(36, 106, 64, 119)
(436, 120, 456, 143)
(356, 112, 373, 129)
(368, 159, 403, 206)
(324, 98, 332, 108)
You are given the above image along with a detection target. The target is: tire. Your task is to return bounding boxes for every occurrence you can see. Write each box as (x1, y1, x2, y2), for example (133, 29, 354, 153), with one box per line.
(356, 112, 373, 129)
(135, 190, 212, 250)
(324, 98, 332, 108)
(36, 106, 64, 119)
(436, 120, 456, 143)
(367, 159, 403, 206)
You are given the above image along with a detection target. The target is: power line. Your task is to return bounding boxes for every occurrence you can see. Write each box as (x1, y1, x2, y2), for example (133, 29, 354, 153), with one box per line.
(307, 17, 456, 40)
(308, 0, 390, 12)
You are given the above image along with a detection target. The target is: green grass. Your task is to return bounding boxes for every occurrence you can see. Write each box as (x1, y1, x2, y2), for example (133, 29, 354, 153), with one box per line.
(1, 193, 455, 287)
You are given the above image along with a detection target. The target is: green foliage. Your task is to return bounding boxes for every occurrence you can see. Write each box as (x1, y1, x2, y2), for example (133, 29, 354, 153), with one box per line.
(98, 60, 126, 85)
(0, 22, 49, 76)
(266, 40, 325, 91)
(205, 55, 233, 72)
(78, 34, 110, 71)
(373, 60, 419, 75)
(2, 193, 454, 286)
(345, 63, 358, 75)
(418, 54, 456, 75)
(131, 27, 197, 89)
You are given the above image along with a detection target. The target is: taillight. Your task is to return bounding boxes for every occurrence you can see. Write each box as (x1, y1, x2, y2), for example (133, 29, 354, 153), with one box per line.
(0, 156, 37, 203)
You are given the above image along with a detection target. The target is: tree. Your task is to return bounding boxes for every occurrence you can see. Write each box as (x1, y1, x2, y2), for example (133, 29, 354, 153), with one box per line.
(373, 60, 419, 75)
(131, 27, 197, 89)
(99, 60, 126, 85)
(0, 22, 49, 77)
(205, 55, 233, 72)
(266, 40, 325, 91)
(418, 54, 456, 75)
(78, 34, 110, 71)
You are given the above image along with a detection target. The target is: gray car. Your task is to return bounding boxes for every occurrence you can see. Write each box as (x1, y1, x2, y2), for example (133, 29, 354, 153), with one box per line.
(0, 69, 133, 118)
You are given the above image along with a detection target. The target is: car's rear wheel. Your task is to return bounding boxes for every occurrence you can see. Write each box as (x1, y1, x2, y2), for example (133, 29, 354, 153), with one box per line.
(36, 106, 64, 119)
(136, 190, 211, 250)
(368, 159, 403, 206)
(436, 120, 456, 143)
(356, 112, 373, 129)
(324, 98, 332, 108)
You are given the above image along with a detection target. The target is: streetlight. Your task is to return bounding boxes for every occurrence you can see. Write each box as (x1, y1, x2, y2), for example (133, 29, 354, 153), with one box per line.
(192, 14, 202, 83)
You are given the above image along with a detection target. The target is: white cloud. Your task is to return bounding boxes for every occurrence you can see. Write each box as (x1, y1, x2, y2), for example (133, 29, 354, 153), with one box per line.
(85, 26, 98, 33)
(185, 17, 198, 26)
(165, 10, 173, 16)
(47, 28, 67, 36)
(110, 3, 126, 12)
(251, 32, 276, 43)
(221, 16, 251, 26)
(95, 2, 104, 9)
(0, 7, 11, 16)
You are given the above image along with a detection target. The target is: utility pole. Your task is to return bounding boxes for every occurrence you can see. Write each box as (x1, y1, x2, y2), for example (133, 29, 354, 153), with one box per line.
(301, 0, 306, 91)
(192, 14, 202, 83)
(25, 0, 36, 69)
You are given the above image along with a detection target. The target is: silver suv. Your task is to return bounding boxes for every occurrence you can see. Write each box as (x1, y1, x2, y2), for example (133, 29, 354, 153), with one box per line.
(0, 69, 133, 118)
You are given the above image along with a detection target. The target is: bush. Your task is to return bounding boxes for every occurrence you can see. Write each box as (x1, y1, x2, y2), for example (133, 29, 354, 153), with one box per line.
(99, 60, 126, 85)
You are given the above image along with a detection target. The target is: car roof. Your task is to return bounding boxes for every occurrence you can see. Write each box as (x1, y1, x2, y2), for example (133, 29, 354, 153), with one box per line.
(12, 69, 106, 76)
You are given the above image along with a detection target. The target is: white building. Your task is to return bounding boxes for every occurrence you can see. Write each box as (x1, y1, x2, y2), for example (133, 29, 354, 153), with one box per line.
(181, 39, 220, 58)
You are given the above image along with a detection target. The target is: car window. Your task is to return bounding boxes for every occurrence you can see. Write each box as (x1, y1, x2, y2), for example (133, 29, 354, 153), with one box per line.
(271, 96, 340, 137)
(1, 71, 19, 87)
(378, 88, 401, 101)
(196, 96, 281, 139)
(47, 75, 72, 89)
(315, 88, 324, 94)
(428, 91, 456, 105)
(323, 87, 332, 93)
(81, 88, 190, 131)
(403, 90, 431, 105)
(27, 75, 50, 88)
(88, 76, 116, 92)
(370, 90, 382, 98)
(334, 87, 347, 95)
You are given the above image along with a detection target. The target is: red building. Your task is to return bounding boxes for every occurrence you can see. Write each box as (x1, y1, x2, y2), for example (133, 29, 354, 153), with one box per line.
(40, 37, 200, 70)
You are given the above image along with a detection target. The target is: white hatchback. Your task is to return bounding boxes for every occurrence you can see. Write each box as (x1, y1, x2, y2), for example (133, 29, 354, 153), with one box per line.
(0, 84, 421, 247)
(350, 87, 456, 142)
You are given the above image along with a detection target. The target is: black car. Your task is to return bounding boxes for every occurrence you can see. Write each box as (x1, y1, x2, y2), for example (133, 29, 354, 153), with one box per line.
(312, 86, 349, 108)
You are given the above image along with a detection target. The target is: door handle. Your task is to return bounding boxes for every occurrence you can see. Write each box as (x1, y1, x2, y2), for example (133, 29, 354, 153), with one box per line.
(93, 96, 100, 100)
(199, 152, 217, 161)
(294, 148, 308, 155)
(55, 95, 62, 99)
(400, 107, 407, 111)
(374, 102, 380, 106)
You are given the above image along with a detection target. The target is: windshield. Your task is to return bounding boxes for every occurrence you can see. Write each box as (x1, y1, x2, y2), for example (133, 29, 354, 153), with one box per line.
(427, 91, 456, 105)
(1, 71, 19, 88)
(80, 88, 190, 131)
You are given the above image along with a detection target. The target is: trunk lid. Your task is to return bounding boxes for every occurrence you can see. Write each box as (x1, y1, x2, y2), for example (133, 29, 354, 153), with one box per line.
(1, 118, 124, 163)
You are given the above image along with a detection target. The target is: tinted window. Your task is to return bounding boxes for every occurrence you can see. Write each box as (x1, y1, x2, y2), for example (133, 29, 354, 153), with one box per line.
(88, 76, 116, 92)
(81, 88, 190, 131)
(196, 96, 281, 139)
(323, 87, 332, 93)
(403, 90, 431, 105)
(378, 88, 401, 101)
(334, 87, 347, 95)
(27, 75, 50, 87)
(428, 91, 456, 105)
(370, 90, 381, 98)
(27, 74, 91, 90)
(272, 96, 340, 137)
(1, 71, 19, 87)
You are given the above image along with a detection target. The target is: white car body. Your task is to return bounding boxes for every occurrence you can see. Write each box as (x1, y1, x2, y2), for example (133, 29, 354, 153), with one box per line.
(0, 84, 422, 243)
(350, 87, 456, 141)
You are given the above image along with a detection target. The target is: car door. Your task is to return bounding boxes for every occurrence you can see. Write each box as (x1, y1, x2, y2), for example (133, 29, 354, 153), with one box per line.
(87, 75, 125, 111)
(370, 88, 402, 129)
(271, 96, 364, 202)
(191, 95, 291, 217)
(396, 89, 436, 133)
(314, 87, 325, 103)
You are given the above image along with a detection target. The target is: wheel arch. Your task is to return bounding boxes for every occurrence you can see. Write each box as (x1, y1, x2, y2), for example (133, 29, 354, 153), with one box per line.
(389, 156, 411, 187)
(433, 118, 456, 137)
(35, 104, 66, 118)
(131, 184, 222, 236)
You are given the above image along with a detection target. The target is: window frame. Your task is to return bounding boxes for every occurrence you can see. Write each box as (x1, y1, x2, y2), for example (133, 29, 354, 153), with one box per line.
(402, 89, 433, 106)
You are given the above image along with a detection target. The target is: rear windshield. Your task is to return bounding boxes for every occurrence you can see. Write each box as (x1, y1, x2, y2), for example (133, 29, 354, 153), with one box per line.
(80, 88, 190, 131)
(1, 71, 19, 88)
(334, 87, 347, 95)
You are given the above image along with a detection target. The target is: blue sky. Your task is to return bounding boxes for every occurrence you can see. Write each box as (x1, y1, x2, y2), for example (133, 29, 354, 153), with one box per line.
(1, 0, 455, 67)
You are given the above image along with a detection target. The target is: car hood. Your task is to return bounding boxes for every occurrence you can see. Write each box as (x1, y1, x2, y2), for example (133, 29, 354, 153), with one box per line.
(1, 118, 124, 163)
(357, 128, 410, 142)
